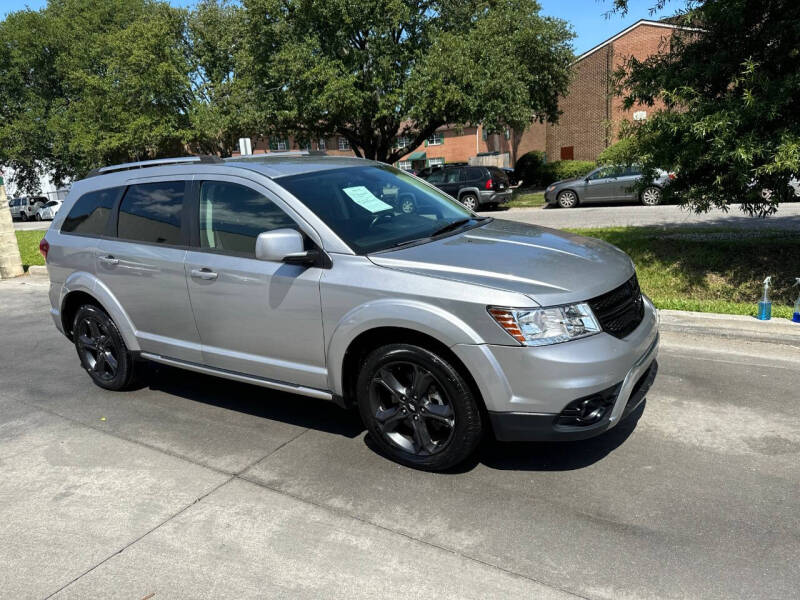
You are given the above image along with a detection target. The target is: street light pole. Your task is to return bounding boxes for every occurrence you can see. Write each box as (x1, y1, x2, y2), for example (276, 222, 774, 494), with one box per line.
(0, 175, 24, 278)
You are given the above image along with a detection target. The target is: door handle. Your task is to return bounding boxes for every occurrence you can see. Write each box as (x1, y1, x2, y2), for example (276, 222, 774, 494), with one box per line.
(190, 268, 218, 281)
(98, 255, 119, 265)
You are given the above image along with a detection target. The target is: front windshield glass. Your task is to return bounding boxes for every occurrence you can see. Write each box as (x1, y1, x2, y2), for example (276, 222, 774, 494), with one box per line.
(276, 164, 479, 254)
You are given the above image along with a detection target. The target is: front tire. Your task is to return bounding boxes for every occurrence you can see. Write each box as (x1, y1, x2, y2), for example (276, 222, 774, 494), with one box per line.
(73, 304, 135, 391)
(20, 212, 28, 222)
(460, 193, 479, 211)
(557, 190, 579, 208)
(356, 344, 483, 471)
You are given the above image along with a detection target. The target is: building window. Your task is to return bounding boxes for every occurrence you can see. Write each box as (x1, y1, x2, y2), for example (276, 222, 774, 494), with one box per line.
(427, 132, 444, 146)
(270, 137, 289, 151)
(427, 157, 444, 167)
(560, 146, 574, 160)
(395, 136, 411, 149)
(318, 138, 326, 151)
(397, 160, 412, 170)
(338, 137, 350, 151)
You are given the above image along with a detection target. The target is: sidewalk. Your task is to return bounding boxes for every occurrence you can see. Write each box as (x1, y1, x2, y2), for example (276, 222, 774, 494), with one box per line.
(659, 309, 800, 344)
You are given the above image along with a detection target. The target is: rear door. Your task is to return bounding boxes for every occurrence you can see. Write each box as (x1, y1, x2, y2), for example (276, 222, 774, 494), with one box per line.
(96, 178, 202, 363)
(184, 177, 327, 390)
(617, 166, 642, 201)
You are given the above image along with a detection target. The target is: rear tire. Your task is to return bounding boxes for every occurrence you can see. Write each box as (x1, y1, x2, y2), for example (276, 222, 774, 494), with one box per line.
(73, 304, 135, 391)
(356, 344, 482, 471)
(641, 186, 662, 206)
(557, 190, 579, 208)
(460, 194, 479, 212)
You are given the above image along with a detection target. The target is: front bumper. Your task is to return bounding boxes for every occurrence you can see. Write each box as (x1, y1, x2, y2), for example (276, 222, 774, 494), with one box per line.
(452, 296, 659, 441)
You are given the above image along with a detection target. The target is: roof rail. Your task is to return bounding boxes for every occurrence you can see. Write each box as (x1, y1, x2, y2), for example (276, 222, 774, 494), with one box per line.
(85, 155, 223, 178)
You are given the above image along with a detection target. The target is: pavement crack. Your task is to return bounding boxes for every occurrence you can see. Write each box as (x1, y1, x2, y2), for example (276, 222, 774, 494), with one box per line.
(42, 477, 236, 600)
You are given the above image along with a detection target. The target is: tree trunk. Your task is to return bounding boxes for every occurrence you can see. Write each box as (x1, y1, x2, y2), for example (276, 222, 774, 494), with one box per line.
(0, 181, 24, 278)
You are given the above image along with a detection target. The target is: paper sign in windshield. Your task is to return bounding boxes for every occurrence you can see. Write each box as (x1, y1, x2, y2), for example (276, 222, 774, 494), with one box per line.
(343, 186, 393, 213)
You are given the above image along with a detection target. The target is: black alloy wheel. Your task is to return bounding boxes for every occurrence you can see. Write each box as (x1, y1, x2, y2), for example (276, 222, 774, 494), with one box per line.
(73, 304, 134, 390)
(357, 344, 482, 471)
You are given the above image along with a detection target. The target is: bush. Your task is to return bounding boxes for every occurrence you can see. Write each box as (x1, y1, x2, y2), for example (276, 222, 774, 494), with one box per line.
(514, 151, 546, 187)
(597, 137, 638, 166)
(540, 160, 596, 186)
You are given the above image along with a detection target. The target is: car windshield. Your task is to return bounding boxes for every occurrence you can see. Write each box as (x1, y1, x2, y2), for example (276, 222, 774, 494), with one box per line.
(276, 164, 484, 254)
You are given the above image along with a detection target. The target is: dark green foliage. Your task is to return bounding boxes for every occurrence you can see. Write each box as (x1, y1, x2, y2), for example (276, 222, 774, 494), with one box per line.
(540, 160, 596, 185)
(242, 0, 575, 163)
(612, 0, 800, 215)
(514, 151, 546, 187)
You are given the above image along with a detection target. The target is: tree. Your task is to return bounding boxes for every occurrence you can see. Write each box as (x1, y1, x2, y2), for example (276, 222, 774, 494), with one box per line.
(609, 0, 800, 215)
(242, 0, 574, 163)
(0, 0, 192, 190)
(186, 0, 266, 157)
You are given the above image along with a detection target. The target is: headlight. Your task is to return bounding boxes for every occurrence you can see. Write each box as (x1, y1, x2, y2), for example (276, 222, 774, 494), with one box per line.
(546, 185, 556, 192)
(488, 304, 601, 346)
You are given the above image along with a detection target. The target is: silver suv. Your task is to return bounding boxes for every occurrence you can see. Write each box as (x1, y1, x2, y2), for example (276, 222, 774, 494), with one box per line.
(42, 154, 659, 470)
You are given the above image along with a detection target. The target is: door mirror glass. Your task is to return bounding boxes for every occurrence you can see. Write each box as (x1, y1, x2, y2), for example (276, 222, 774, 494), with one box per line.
(255, 228, 305, 262)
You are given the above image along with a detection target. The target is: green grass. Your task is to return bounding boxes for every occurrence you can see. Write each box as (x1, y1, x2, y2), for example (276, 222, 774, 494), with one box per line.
(507, 189, 545, 208)
(568, 227, 800, 319)
(15, 230, 46, 271)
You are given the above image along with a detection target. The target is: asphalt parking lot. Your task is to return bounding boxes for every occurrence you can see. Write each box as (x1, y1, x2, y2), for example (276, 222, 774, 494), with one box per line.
(2, 276, 800, 599)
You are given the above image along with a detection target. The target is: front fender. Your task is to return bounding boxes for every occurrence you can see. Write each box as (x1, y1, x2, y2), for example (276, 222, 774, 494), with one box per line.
(60, 271, 140, 352)
(325, 299, 484, 395)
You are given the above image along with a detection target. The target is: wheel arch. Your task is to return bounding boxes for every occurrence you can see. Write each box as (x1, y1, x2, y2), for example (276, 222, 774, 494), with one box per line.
(457, 187, 481, 200)
(59, 273, 140, 351)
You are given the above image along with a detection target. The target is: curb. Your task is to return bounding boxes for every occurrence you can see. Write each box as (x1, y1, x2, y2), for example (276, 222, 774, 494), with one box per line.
(658, 309, 800, 344)
(27, 265, 48, 278)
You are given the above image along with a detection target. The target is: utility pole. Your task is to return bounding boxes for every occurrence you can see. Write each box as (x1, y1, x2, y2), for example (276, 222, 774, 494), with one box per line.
(0, 174, 24, 278)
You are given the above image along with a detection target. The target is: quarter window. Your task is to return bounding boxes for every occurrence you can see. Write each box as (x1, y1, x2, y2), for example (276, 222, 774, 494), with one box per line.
(199, 181, 297, 256)
(62, 187, 123, 235)
(117, 181, 185, 245)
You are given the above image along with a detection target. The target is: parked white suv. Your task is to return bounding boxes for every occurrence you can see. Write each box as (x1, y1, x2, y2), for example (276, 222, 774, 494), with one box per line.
(8, 196, 47, 221)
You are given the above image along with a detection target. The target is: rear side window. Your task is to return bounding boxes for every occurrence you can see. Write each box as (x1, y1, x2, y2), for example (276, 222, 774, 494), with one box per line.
(464, 167, 484, 181)
(61, 187, 123, 235)
(118, 181, 186, 245)
(199, 181, 297, 256)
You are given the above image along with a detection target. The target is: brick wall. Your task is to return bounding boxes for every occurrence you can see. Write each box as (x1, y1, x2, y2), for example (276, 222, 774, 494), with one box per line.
(545, 22, 685, 162)
(546, 46, 611, 162)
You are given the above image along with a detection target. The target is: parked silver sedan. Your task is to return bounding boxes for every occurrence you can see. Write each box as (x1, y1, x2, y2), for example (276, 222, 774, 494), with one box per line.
(545, 165, 674, 208)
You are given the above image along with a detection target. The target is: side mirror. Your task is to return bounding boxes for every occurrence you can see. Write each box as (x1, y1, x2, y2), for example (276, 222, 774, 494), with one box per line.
(255, 228, 329, 267)
(255, 228, 306, 262)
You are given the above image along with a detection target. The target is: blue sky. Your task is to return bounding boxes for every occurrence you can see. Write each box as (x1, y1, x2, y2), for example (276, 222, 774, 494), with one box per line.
(1, 0, 672, 55)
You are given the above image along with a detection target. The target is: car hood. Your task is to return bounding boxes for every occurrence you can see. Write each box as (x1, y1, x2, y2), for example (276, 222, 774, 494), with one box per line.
(368, 219, 634, 306)
(549, 177, 583, 188)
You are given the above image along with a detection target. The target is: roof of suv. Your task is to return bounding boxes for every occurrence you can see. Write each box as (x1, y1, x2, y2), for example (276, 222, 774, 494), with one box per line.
(85, 154, 375, 182)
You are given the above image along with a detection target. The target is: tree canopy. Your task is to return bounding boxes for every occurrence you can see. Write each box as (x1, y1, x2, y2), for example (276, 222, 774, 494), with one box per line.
(243, 0, 574, 163)
(0, 0, 574, 189)
(610, 0, 800, 215)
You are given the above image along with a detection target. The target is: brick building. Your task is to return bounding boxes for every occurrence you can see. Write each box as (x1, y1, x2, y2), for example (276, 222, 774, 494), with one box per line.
(545, 19, 694, 162)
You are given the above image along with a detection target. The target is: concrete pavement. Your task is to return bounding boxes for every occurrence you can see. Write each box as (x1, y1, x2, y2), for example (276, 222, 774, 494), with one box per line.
(2, 276, 800, 599)
(481, 201, 800, 230)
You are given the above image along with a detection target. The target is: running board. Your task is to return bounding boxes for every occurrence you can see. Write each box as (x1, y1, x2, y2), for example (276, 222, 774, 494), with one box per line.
(140, 352, 334, 402)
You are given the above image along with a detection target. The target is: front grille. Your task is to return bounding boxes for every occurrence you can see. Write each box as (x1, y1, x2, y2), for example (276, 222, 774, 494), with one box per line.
(588, 274, 645, 339)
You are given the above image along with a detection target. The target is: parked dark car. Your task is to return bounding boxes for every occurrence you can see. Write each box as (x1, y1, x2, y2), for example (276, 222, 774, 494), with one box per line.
(544, 165, 673, 208)
(420, 165, 512, 210)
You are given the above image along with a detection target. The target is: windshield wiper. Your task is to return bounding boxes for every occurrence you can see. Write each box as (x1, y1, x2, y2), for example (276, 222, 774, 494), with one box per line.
(430, 218, 472, 237)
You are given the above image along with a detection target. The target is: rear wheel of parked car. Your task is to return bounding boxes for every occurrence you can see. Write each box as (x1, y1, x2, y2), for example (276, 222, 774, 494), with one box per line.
(460, 193, 479, 211)
(356, 344, 483, 471)
(73, 304, 135, 391)
(557, 190, 578, 208)
(641, 186, 662, 206)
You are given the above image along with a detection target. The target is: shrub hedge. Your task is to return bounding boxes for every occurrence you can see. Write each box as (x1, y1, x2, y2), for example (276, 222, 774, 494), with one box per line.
(513, 151, 596, 188)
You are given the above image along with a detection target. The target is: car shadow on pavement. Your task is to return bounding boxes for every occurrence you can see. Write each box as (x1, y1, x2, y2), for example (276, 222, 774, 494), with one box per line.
(140, 362, 365, 439)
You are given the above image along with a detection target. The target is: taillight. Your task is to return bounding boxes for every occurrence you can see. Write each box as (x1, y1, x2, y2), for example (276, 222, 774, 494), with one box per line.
(485, 179, 493, 190)
(668, 172, 677, 180)
(39, 238, 49, 260)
